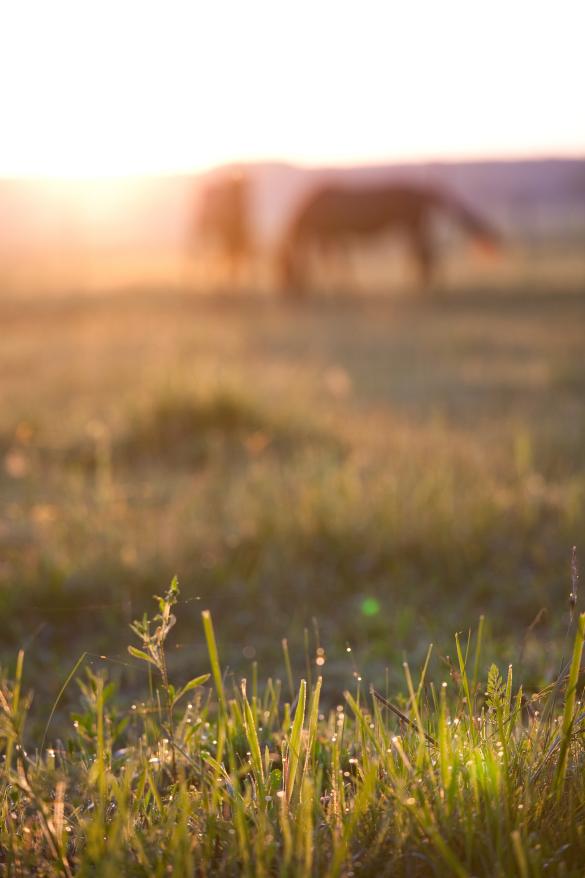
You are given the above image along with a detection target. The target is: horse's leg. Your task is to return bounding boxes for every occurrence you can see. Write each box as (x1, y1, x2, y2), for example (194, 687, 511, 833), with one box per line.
(408, 224, 436, 293)
(320, 237, 356, 294)
(279, 244, 310, 299)
(226, 245, 244, 291)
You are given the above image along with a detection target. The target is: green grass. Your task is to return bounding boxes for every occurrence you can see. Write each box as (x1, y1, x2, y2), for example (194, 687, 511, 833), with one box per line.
(1, 584, 585, 876)
(1, 282, 585, 871)
(1, 289, 584, 693)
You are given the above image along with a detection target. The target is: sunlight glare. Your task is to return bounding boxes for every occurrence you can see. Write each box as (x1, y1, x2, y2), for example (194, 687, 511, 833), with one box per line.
(1, 0, 584, 178)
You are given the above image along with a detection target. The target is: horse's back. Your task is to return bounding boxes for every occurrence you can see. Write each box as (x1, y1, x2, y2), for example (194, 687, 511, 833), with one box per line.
(293, 184, 436, 238)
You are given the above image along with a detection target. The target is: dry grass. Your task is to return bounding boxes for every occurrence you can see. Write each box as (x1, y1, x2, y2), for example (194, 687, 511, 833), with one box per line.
(0, 283, 584, 707)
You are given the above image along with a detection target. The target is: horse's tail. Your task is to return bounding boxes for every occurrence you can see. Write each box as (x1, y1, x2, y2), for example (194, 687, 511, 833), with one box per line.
(437, 191, 502, 254)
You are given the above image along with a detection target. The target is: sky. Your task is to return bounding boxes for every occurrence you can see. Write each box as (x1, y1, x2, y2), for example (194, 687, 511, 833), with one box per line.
(1, 0, 584, 178)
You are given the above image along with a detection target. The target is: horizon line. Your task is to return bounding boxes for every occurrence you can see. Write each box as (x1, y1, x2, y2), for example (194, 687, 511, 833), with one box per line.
(1, 149, 585, 183)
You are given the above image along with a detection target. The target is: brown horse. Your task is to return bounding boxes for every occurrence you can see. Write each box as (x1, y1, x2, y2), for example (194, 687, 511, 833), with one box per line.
(194, 172, 253, 283)
(277, 182, 500, 293)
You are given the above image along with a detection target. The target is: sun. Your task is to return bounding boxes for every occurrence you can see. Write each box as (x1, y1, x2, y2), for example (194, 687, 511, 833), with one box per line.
(1, 2, 238, 178)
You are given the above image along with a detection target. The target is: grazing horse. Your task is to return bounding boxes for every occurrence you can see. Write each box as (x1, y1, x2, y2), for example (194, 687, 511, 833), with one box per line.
(194, 172, 253, 284)
(277, 183, 500, 293)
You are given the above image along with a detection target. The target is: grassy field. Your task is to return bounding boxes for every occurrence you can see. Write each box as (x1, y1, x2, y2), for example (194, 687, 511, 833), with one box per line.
(1, 281, 585, 872)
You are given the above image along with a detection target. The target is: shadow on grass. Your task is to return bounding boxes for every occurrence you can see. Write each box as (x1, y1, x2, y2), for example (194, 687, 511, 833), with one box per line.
(116, 389, 341, 466)
(0, 387, 345, 475)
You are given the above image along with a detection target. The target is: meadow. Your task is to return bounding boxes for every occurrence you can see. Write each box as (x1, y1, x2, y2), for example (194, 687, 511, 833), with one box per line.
(1, 280, 585, 873)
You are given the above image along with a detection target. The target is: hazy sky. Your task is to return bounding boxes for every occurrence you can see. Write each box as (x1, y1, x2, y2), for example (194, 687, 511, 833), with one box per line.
(2, 0, 584, 177)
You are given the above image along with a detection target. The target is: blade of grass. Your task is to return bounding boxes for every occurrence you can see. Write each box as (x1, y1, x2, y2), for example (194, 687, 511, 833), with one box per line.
(555, 612, 585, 797)
(455, 632, 477, 744)
(371, 687, 437, 747)
(242, 688, 265, 797)
(286, 679, 306, 803)
(282, 638, 294, 702)
(41, 652, 88, 754)
(201, 611, 226, 717)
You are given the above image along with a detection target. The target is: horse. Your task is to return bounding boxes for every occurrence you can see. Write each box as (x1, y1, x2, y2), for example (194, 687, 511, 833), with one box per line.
(192, 171, 253, 285)
(277, 182, 500, 294)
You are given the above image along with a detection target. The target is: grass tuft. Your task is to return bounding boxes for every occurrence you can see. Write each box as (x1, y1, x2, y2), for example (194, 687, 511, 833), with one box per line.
(0, 591, 584, 875)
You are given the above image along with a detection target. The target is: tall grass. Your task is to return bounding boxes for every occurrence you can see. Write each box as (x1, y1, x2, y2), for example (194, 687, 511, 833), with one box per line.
(1, 583, 584, 876)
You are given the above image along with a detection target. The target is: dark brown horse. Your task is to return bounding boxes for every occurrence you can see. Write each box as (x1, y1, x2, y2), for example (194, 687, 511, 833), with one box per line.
(277, 183, 500, 293)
